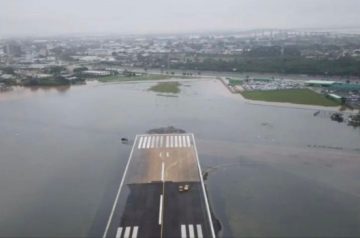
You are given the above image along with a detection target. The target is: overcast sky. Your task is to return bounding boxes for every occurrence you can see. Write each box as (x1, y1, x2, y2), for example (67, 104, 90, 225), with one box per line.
(1, 0, 360, 37)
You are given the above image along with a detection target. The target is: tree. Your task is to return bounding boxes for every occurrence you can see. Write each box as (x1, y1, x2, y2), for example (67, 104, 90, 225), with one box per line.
(2, 67, 15, 75)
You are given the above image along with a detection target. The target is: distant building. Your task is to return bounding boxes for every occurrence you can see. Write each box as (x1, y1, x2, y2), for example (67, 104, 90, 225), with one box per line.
(329, 83, 360, 91)
(4, 42, 22, 57)
(83, 70, 111, 76)
(327, 93, 344, 102)
(305, 80, 336, 87)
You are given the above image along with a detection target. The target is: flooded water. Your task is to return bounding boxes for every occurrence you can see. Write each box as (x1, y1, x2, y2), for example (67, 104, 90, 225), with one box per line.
(0, 79, 360, 237)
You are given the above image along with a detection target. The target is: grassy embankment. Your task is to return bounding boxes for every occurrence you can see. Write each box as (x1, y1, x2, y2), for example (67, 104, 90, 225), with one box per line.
(241, 89, 340, 106)
(148, 82, 181, 94)
(98, 74, 171, 82)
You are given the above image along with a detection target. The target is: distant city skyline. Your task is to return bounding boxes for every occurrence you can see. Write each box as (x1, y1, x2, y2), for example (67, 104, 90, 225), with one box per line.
(1, 0, 360, 37)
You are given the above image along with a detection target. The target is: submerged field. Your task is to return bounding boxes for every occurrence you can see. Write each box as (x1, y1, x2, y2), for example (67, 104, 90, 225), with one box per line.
(241, 89, 340, 106)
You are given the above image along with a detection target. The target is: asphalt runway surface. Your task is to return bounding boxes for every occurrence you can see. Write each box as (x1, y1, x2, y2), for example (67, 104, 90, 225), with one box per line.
(103, 134, 215, 238)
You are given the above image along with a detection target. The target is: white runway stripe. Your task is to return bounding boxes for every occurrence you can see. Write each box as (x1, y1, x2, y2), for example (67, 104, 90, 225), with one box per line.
(160, 136, 163, 147)
(138, 134, 194, 149)
(161, 162, 165, 181)
(196, 225, 203, 238)
(142, 137, 148, 149)
(188, 224, 195, 238)
(124, 226, 131, 238)
(155, 136, 160, 148)
(146, 136, 151, 148)
(174, 136, 178, 147)
(181, 224, 186, 238)
(159, 195, 163, 225)
(151, 136, 155, 148)
(115, 227, 123, 238)
(116, 226, 139, 238)
(138, 137, 143, 149)
(179, 136, 183, 147)
(186, 136, 191, 147)
(170, 136, 174, 147)
(131, 226, 139, 238)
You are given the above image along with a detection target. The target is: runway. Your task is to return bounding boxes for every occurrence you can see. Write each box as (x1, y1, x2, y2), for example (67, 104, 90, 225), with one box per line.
(103, 134, 215, 238)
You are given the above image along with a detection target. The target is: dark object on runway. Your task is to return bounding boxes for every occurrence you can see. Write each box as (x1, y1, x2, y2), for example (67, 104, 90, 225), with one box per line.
(121, 137, 129, 143)
(178, 184, 190, 193)
(331, 113, 344, 122)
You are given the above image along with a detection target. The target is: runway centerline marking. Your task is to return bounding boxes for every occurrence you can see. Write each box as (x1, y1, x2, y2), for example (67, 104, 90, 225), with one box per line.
(159, 194, 163, 225)
(161, 162, 165, 182)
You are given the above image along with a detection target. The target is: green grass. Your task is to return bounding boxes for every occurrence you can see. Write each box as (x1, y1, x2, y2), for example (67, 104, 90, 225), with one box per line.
(241, 89, 340, 106)
(228, 78, 244, 86)
(148, 82, 181, 94)
(98, 74, 170, 82)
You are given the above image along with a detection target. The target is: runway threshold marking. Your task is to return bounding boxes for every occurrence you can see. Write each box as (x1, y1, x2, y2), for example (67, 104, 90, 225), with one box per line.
(189, 224, 195, 238)
(115, 227, 123, 238)
(146, 137, 151, 148)
(131, 226, 139, 238)
(124, 226, 130, 238)
(138, 135, 194, 149)
(180, 224, 203, 238)
(196, 224, 203, 238)
(115, 226, 139, 238)
(137, 137, 143, 149)
(181, 224, 186, 238)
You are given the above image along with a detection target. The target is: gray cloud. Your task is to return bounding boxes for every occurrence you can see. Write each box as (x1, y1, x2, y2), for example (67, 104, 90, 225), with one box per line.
(1, 0, 360, 37)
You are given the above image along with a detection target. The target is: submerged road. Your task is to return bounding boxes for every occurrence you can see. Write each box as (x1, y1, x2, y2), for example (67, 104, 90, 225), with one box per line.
(103, 133, 215, 238)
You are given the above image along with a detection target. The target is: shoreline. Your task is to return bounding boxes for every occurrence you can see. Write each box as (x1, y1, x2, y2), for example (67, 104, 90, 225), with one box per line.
(218, 77, 354, 112)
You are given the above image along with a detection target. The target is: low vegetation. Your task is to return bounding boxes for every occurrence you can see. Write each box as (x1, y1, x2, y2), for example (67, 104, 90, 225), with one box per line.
(148, 81, 181, 94)
(241, 89, 341, 106)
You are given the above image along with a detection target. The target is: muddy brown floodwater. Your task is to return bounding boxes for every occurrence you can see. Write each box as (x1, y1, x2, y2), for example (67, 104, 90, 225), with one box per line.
(0, 79, 359, 237)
